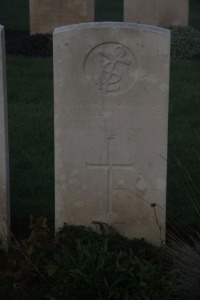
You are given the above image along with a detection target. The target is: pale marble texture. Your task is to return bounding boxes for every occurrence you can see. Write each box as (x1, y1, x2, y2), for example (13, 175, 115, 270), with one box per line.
(29, 0, 94, 34)
(54, 22, 170, 246)
(124, 0, 189, 27)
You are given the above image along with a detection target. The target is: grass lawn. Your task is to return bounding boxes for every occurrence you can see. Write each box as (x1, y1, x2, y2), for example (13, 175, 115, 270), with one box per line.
(167, 60, 200, 229)
(6, 56, 54, 232)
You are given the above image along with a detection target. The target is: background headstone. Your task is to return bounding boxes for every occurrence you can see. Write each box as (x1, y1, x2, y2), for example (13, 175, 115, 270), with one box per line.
(29, 0, 94, 34)
(54, 22, 170, 246)
(0, 25, 10, 250)
(124, 0, 189, 27)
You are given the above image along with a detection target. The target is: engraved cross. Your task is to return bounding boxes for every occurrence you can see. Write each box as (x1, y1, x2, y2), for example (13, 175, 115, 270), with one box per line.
(86, 138, 134, 213)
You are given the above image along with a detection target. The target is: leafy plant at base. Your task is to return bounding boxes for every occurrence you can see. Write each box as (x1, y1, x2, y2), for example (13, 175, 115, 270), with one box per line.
(0, 221, 176, 299)
(166, 160, 200, 299)
(47, 239, 175, 300)
(0, 216, 53, 299)
(167, 236, 200, 300)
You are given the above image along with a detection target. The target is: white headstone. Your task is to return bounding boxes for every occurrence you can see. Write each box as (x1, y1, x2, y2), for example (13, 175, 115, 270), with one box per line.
(124, 0, 189, 27)
(0, 25, 10, 250)
(54, 22, 170, 246)
(29, 0, 95, 34)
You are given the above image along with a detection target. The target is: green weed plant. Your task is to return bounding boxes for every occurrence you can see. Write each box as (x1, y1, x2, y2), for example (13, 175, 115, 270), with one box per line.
(0, 220, 176, 300)
(168, 237, 200, 300)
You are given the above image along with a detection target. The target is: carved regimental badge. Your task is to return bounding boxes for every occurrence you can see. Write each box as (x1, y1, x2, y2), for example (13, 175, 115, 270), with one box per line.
(84, 43, 137, 95)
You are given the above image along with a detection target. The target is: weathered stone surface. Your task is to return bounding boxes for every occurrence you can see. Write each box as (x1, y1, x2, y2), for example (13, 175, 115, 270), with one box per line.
(29, 0, 94, 34)
(54, 22, 170, 245)
(124, 0, 189, 27)
(0, 25, 10, 249)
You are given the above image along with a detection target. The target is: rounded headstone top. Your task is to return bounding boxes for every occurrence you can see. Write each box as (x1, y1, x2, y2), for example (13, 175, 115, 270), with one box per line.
(53, 21, 170, 36)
